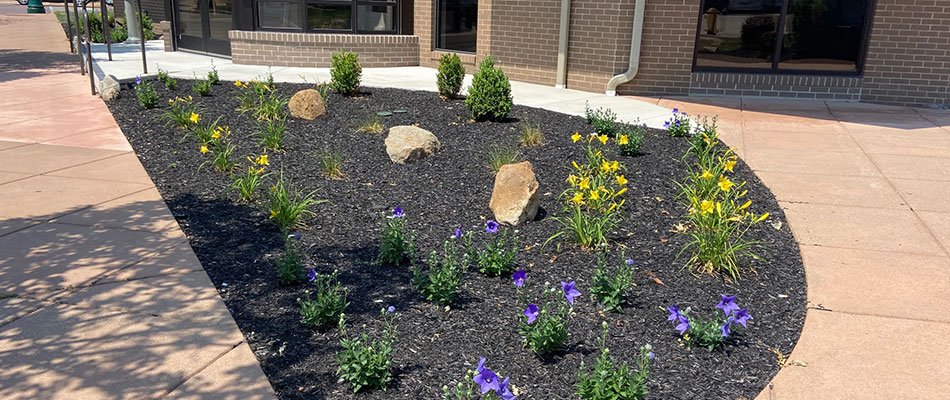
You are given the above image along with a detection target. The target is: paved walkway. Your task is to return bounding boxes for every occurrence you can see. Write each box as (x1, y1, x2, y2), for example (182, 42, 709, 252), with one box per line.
(0, 5, 275, 399)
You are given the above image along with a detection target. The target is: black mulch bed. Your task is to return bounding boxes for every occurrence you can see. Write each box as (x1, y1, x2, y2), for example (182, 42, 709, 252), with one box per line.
(107, 80, 806, 400)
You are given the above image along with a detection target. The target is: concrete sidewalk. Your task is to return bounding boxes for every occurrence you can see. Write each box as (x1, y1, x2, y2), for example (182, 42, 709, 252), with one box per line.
(0, 6, 275, 399)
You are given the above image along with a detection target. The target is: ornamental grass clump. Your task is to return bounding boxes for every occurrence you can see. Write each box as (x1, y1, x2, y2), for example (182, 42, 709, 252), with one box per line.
(465, 56, 512, 122)
(266, 175, 322, 232)
(519, 279, 579, 357)
(677, 124, 768, 280)
(378, 206, 416, 267)
(412, 232, 468, 306)
(443, 357, 518, 400)
(590, 254, 636, 312)
(668, 294, 751, 351)
(299, 269, 349, 329)
(577, 321, 653, 400)
(276, 231, 305, 284)
(585, 104, 620, 137)
(161, 96, 197, 129)
(437, 52, 465, 99)
(229, 154, 270, 202)
(355, 114, 384, 134)
(133, 76, 158, 109)
(257, 118, 287, 151)
(337, 307, 397, 393)
(464, 220, 519, 277)
(330, 51, 362, 95)
(518, 122, 544, 148)
(665, 108, 691, 137)
(317, 149, 346, 180)
(487, 146, 520, 174)
(548, 133, 629, 250)
(616, 123, 646, 156)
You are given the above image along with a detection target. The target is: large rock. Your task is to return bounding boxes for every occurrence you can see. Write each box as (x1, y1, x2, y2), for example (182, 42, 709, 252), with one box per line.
(288, 89, 326, 120)
(99, 74, 120, 101)
(385, 125, 441, 164)
(489, 161, 540, 226)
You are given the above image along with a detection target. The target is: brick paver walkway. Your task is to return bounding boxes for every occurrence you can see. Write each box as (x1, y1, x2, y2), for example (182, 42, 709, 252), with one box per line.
(0, 5, 275, 399)
(649, 96, 950, 399)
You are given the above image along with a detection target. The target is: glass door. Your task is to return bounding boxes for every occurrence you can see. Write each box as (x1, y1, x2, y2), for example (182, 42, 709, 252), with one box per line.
(176, 0, 233, 55)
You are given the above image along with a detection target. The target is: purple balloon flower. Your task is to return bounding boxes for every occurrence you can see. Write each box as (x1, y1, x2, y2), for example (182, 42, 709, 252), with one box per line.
(716, 294, 740, 316)
(134, 76, 142, 85)
(386, 305, 396, 314)
(664, 121, 671, 128)
(290, 231, 302, 241)
(625, 259, 635, 266)
(672, 107, 679, 114)
(306, 268, 317, 283)
(512, 270, 526, 288)
(390, 206, 405, 219)
(453, 226, 462, 239)
(648, 351, 656, 361)
(497, 376, 517, 400)
(667, 305, 682, 322)
(674, 315, 690, 335)
(720, 320, 732, 338)
(485, 220, 499, 234)
(732, 308, 751, 328)
(523, 304, 539, 324)
(473, 357, 500, 394)
(561, 281, 581, 305)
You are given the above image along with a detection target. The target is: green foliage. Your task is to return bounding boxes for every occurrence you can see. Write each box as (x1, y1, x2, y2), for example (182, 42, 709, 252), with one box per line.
(161, 96, 196, 128)
(196, 124, 236, 173)
(519, 285, 570, 357)
(157, 68, 177, 90)
(299, 270, 349, 329)
(356, 115, 384, 134)
(257, 119, 287, 151)
(441, 369, 478, 400)
(617, 123, 646, 156)
(317, 150, 346, 180)
(519, 122, 544, 148)
(79, 11, 155, 43)
(206, 140, 235, 173)
(336, 309, 397, 393)
(235, 79, 275, 114)
(590, 252, 635, 312)
(487, 145, 520, 174)
(585, 104, 620, 137)
(467, 227, 519, 277)
(276, 234, 305, 284)
(577, 322, 652, 400)
(266, 175, 322, 232)
(229, 155, 270, 202)
(134, 79, 158, 109)
(254, 91, 289, 122)
(314, 80, 332, 104)
(377, 209, 416, 267)
(330, 51, 362, 95)
(465, 56, 512, 122)
(437, 53, 465, 99)
(208, 64, 220, 85)
(412, 237, 467, 305)
(192, 78, 212, 96)
(665, 109, 691, 137)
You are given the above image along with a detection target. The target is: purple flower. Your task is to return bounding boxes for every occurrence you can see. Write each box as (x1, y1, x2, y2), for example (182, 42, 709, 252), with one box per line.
(720, 320, 732, 338)
(473, 357, 500, 394)
(290, 231, 302, 241)
(674, 315, 690, 335)
(453, 226, 462, 239)
(512, 270, 526, 287)
(390, 206, 405, 219)
(715, 294, 740, 316)
(664, 121, 671, 128)
(523, 304, 539, 324)
(134, 76, 142, 85)
(561, 281, 581, 305)
(625, 259, 635, 266)
(667, 305, 681, 321)
(672, 108, 679, 114)
(732, 308, 751, 328)
(307, 268, 317, 283)
(648, 351, 656, 361)
(497, 376, 517, 400)
(386, 305, 396, 314)
(485, 220, 499, 234)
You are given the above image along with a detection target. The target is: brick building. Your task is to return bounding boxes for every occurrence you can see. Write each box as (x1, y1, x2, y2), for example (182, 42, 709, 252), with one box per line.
(155, 0, 949, 108)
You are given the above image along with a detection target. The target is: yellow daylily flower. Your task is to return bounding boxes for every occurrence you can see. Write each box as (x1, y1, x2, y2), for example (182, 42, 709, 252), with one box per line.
(211, 131, 222, 140)
(256, 154, 270, 166)
(598, 134, 608, 145)
(718, 176, 734, 192)
(716, 201, 723, 214)
(615, 187, 628, 196)
(571, 132, 582, 143)
(700, 200, 714, 214)
(600, 160, 611, 173)
(199, 145, 209, 154)
(566, 174, 579, 186)
(700, 170, 714, 180)
(571, 192, 585, 205)
(724, 159, 737, 173)
(738, 200, 752, 211)
(269, 209, 278, 218)
(615, 175, 628, 186)
(579, 177, 591, 190)
(610, 160, 619, 172)
(755, 212, 770, 223)
(189, 113, 200, 124)
(607, 202, 619, 212)
(187, 95, 193, 101)
(572, 161, 582, 171)
(589, 190, 601, 201)
(618, 135, 629, 145)
(234, 80, 243, 87)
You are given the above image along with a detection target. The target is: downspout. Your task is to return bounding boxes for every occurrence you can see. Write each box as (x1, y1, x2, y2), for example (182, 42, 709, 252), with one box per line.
(606, 0, 646, 96)
(555, 0, 571, 89)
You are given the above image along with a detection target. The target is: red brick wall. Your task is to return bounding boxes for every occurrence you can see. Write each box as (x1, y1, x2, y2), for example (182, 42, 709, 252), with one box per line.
(861, 0, 950, 108)
(229, 31, 419, 68)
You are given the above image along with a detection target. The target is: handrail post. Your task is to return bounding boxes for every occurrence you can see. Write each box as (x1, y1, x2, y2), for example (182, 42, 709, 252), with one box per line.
(81, 1, 96, 95)
(136, 0, 147, 74)
(102, 2, 112, 61)
(63, 0, 75, 53)
(73, 0, 85, 75)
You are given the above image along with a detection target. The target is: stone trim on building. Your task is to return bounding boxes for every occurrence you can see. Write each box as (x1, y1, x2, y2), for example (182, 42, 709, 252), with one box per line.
(229, 31, 420, 68)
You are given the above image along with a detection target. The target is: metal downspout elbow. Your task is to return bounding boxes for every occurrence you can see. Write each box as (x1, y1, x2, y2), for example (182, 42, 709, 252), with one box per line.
(606, 0, 646, 96)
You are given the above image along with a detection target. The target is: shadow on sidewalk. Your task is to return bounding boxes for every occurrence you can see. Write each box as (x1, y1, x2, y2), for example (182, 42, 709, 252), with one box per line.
(0, 49, 78, 83)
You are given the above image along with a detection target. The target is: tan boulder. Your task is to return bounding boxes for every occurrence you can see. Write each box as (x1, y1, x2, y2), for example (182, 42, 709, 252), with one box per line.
(489, 161, 540, 226)
(384, 125, 441, 164)
(288, 89, 326, 120)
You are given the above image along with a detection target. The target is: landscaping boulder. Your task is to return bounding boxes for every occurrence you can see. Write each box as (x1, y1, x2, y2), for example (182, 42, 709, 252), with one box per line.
(385, 125, 441, 164)
(99, 74, 120, 101)
(288, 89, 326, 120)
(489, 161, 540, 226)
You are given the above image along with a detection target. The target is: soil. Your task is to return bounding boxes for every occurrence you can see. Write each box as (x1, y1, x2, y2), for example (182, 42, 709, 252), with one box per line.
(107, 80, 806, 400)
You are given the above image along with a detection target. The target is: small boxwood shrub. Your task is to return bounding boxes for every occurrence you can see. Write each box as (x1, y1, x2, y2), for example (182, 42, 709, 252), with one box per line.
(465, 56, 512, 122)
(436, 53, 465, 99)
(330, 51, 362, 95)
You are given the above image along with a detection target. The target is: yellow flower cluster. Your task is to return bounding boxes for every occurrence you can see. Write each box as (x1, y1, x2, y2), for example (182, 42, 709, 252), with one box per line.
(244, 153, 270, 174)
(167, 95, 194, 105)
(564, 132, 628, 213)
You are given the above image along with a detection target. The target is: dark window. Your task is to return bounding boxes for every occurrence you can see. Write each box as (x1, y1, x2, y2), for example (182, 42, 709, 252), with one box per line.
(255, 0, 398, 33)
(694, 0, 873, 74)
(436, 0, 477, 53)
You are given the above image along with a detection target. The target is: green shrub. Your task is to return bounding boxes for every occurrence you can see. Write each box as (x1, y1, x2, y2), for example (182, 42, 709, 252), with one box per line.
(519, 283, 573, 357)
(330, 51, 362, 95)
(617, 123, 646, 156)
(436, 53, 465, 99)
(337, 308, 397, 393)
(585, 104, 620, 137)
(78, 11, 154, 43)
(464, 56, 512, 121)
(157, 68, 177, 90)
(577, 322, 652, 400)
(299, 269, 348, 329)
(412, 237, 467, 306)
(133, 77, 158, 109)
(590, 253, 635, 312)
(377, 207, 416, 267)
(192, 78, 212, 96)
(464, 220, 519, 277)
(207, 63, 220, 85)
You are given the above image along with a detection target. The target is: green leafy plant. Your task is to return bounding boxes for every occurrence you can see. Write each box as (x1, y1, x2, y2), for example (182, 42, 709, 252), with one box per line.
(299, 269, 349, 329)
(157, 68, 177, 90)
(257, 119, 287, 151)
(133, 76, 158, 109)
(487, 145, 520, 174)
(229, 154, 270, 202)
(356, 114, 385, 134)
(192, 78, 212, 97)
(437, 52, 465, 99)
(519, 122, 544, 147)
(337, 308, 397, 393)
(266, 175, 322, 232)
(466, 220, 519, 277)
(585, 104, 620, 137)
(665, 108, 691, 137)
(189, 116, 224, 144)
(519, 282, 577, 357)
(377, 206, 416, 267)
(161, 96, 197, 128)
(590, 252, 635, 312)
(276, 232, 305, 284)
(234, 79, 275, 114)
(617, 123, 646, 156)
(254, 91, 289, 122)
(317, 150, 346, 180)
(196, 124, 236, 173)
(465, 56, 512, 122)
(314, 80, 332, 104)
(330, 51, 362, 95)
(668, 295, 751, 351)
(207, 63, 220, 85)
(412, 236, 467, 305)
(577, 321, 653, 400)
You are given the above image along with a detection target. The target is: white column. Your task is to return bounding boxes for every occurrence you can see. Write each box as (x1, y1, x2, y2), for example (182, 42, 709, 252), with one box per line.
(124, 0, 143, 44)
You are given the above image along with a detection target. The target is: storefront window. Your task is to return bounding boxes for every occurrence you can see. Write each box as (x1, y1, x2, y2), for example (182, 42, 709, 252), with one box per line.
(258, 0, 303, 29)
(436, 0, 477, 53)
(256, 0, 398, 33)
(694, 0, 872, 74)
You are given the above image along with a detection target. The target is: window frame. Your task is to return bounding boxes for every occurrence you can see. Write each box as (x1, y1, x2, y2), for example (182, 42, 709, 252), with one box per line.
(253, 0, 399, 34)
(691, 0, 877, 76)
(433, 0, 478, 54)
